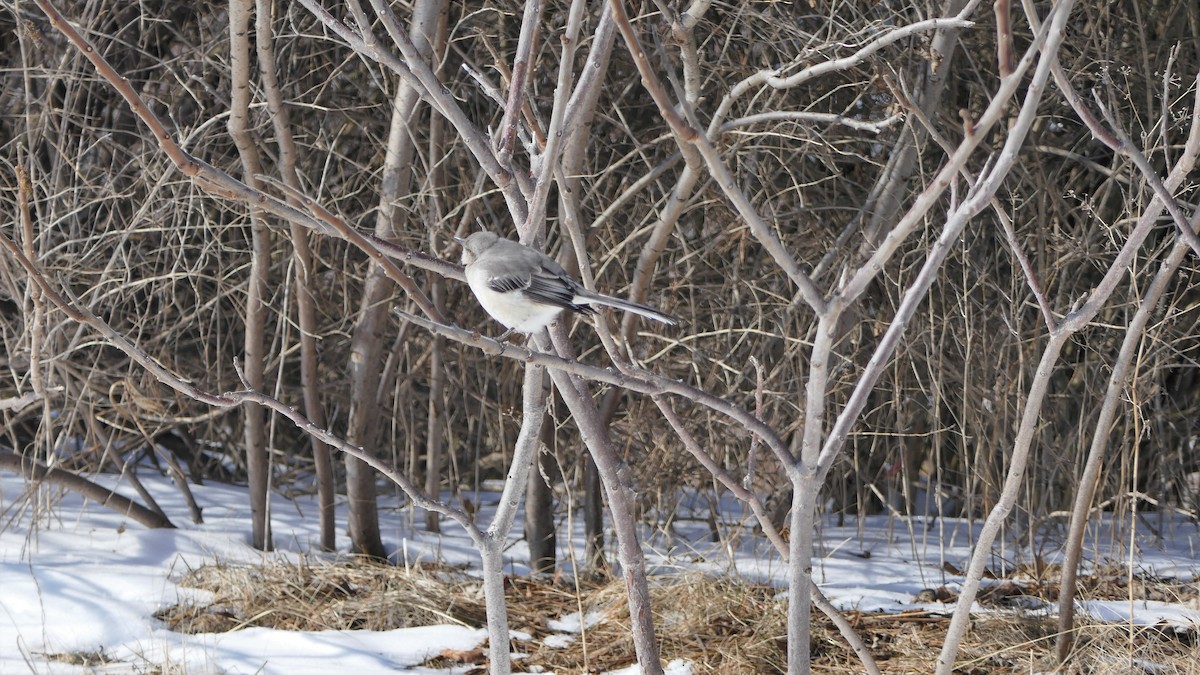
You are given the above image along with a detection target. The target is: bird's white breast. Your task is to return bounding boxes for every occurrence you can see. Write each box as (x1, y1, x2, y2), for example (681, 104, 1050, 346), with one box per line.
(465, 265, 564, 333)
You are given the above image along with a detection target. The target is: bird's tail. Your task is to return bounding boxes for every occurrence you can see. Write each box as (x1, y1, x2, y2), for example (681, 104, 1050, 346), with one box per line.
(577, 290, 678, 326)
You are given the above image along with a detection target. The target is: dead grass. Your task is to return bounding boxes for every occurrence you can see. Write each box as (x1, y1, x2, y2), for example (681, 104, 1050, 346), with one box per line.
(34, 648, 172, 675)
(154, 559, 1200, 673)
(36, 648, 112, 667)
(155, 559, 487, 633)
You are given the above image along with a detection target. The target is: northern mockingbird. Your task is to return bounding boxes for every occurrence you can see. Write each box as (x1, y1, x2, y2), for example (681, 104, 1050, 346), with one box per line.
(456, 231, 677, 338)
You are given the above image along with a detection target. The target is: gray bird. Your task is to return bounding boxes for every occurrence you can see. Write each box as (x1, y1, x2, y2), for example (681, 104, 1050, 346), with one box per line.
(455, 231, 677, 339)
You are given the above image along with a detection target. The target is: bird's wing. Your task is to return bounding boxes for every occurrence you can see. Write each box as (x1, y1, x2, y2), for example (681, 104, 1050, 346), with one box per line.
(487, 272, 534, 294)
(486, 264, 591, 313)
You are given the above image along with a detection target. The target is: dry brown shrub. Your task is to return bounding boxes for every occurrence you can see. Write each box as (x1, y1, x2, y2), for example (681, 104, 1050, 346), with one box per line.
(157, 559, 486, 633)
(153, 561, 1200, 673)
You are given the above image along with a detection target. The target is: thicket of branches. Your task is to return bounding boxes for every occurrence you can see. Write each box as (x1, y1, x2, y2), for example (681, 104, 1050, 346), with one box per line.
(2, 0, 1199, 673)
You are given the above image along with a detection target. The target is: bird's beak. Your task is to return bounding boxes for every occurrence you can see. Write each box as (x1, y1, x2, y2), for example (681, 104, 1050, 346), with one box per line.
(453, 236, 466, 246)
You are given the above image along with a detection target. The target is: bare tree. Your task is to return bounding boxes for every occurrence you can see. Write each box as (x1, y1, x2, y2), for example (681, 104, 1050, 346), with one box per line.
(255, 0, 338, 552)
(228, 0, 274, 552)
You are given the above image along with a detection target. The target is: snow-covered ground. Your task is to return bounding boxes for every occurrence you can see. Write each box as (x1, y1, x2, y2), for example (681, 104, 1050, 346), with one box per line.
(2, 469, 1198, 674)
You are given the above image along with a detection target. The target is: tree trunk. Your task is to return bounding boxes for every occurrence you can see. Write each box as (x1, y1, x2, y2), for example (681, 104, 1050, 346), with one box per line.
(582, 454, 606, 570)
(541, 330, 662, 674)
(342, 0, 446, 557)
(228, 0, 272, 551)
(424, 331, 446, 533)
(253, 0, 337, 552)
(525, 411, 556, 573)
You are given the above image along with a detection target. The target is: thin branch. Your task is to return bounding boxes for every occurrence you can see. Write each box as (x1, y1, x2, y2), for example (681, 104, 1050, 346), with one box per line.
(521, 0, 588, 243)
(652, 398, 883, 675)
(495, 0, 543, 165)
(0, 229, 480, 541)
(31, 0, 445, 320)
(1054, 68, 1200, 664)
(538, 327, 662, 674)
(302, 0, 528, 218)
(391, 308, 796, 467)
(606, 0, 827, 313)
(994, 0, 1013, 76)
(267, 179, 447, 323)
(1056, 206, 1200, 661)
(834, 2, 1062, 309)
(934, 335, 1067, 674)
(1091, 88, 1200, 259)
(882, 72, 1057, 330)
(719, 111, 905, 135)
(483, 364, 547, 542)
(357, 0, 532, 220)
(706, 8, 978, 136)
(654, 400, 786, 553)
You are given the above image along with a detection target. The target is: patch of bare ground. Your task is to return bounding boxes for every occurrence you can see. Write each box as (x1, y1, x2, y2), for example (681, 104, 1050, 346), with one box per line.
(154, 560, 1200, 673)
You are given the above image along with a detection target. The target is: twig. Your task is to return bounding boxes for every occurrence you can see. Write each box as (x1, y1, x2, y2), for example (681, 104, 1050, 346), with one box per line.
(652, 397, 883, 675)
(30, 0, 444, 321)
(266, 179, 447, 322)
(357, 0, 533, 218)
(994, 0, 1013, 77)
(706, 9, 978, 136)
(0, 230, 479, 539)
(615, 0, 702, 345)
(539, 327, 663, 675)
(833, 3, 1061, 310)
(1090, 89, 1200, 259)
(606, 0, 826, 313)
(719, 111, 905, 135)
(495, 0, 543, 166)
(301, 0, 530, 219)
(1053, 70, 1200, 664)
(521, 0, 588, 244)
(391, 308, 797, 467)
(881, 72, 1057, 331)
(743, 356, 763, 492)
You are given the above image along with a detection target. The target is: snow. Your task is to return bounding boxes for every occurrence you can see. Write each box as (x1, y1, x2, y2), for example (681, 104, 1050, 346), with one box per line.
(540, 634, 574, 649)
(2, 469, 1199, 674)
(603, 658, 692, 675)
(1078, 600, 1200, 628)
(120, 626, 487, 674)
(546, 610, 605, 633)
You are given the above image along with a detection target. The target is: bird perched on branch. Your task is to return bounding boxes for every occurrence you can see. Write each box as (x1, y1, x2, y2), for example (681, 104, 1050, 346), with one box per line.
(456, 231, 677, 339)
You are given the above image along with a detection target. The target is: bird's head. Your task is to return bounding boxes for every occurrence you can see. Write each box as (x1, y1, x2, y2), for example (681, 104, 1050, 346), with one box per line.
(454, 231, 500, 266)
